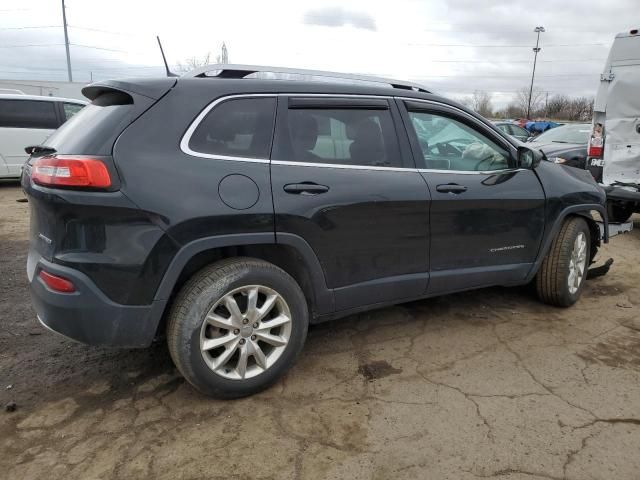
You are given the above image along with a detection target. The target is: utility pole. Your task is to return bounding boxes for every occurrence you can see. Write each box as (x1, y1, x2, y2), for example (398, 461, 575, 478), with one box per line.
(526, 26, 545, 119)
(61, 0, 72, 82)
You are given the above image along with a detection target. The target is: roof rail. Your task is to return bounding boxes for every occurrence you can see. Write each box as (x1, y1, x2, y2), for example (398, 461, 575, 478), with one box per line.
(182, 64, 430, 93)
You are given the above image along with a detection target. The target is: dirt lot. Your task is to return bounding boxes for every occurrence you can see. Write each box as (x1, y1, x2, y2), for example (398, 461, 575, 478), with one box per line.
(1, 181, 640, 480)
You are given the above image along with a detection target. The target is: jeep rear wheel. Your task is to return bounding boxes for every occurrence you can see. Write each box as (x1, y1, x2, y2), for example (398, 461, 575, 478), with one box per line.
(536, 217, 590, 307)
(167, 258, 308, 398)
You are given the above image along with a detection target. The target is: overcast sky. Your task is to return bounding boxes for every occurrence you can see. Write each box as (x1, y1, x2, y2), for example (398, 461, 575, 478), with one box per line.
(0, 0, 636, 107)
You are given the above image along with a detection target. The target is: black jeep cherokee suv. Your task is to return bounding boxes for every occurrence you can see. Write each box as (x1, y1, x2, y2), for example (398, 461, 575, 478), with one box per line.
(22, 66, 608, 398)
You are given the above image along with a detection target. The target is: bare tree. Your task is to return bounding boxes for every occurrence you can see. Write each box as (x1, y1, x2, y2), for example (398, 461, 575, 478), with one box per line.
(176, 52, 212, 74)
(514, 86, 545, 118)
(468, 90, 494, 118)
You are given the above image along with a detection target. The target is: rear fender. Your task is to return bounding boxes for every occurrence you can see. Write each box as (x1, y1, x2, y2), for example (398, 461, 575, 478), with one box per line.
(151, 232, 334, 333)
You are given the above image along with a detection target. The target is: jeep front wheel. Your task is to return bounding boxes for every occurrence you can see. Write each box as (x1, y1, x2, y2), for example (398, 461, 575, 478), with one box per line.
(167, 258, 308, 398)
(536, 217, 590, 307)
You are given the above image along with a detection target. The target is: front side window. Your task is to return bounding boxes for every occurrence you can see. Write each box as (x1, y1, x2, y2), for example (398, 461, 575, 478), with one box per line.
(283, 108, 401, 168)
(188, 97, 276, 159)
(0, 99, 58, 129)
(63, 102, 84, 121)
(408, 111, 510, 171)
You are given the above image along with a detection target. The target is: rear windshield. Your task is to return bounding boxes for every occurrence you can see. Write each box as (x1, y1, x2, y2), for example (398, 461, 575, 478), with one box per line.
(43, 92, 133, 155)
(533, 124, 591, 144)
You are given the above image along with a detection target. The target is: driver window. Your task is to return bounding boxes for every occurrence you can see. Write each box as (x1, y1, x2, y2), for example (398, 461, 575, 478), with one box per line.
(408, 111, 510, 171)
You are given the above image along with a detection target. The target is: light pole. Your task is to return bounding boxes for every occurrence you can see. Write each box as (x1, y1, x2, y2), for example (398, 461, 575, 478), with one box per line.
(526, 26, 545, 119)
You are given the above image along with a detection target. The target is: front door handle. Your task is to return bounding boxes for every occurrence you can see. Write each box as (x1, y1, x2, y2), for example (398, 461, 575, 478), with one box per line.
(283, 182, 330, 195)
(436, 183, 467, 194)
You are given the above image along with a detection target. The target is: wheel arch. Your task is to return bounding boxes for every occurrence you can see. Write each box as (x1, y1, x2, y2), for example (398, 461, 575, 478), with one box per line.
(150, 233, 334, 339)
(525, 204, 607, 283)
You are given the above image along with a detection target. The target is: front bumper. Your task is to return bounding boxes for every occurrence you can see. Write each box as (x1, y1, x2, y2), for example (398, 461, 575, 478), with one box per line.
(29, 256, 161, 347)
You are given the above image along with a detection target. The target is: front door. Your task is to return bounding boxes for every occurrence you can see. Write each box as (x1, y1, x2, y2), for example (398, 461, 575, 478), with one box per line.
(400, 100, 546, 295)
(270, 96, 431, 312)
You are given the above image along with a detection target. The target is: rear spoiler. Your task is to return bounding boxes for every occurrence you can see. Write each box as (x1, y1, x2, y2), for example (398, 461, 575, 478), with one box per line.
(82, 78, 176, 101)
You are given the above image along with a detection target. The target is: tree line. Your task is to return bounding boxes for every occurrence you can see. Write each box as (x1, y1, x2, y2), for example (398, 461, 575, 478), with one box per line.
(460, 88, 594, 122)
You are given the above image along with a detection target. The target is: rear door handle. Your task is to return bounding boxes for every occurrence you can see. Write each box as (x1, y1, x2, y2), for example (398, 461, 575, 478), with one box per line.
(283, 182, 330, 195)
(436, 183, 467, 194)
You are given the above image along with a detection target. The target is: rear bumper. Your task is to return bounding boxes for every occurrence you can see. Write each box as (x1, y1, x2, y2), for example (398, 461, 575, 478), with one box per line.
(29, 257, 161, 347)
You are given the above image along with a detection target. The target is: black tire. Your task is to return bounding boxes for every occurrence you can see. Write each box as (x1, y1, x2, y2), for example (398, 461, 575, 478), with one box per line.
(166, 257, 308, 399)
(536, 217, 590, 307)
(607, 201, 634, 224)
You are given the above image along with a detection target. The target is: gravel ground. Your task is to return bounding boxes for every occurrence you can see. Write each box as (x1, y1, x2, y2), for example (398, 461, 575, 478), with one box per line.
(1, 181, 640, 480)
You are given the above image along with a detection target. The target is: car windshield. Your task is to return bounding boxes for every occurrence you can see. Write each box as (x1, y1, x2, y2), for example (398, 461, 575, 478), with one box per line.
(532, 124, 591, 144)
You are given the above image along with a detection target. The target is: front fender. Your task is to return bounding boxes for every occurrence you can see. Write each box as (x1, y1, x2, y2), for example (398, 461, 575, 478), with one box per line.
(525, 204, 608, 283)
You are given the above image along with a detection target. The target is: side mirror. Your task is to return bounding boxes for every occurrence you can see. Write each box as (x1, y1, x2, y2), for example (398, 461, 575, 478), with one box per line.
(517, 146, 542, 169)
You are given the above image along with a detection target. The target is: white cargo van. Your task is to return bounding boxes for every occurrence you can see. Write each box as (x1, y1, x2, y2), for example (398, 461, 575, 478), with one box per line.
(0, 94, 86, 179)
(587, 28, 640, 222)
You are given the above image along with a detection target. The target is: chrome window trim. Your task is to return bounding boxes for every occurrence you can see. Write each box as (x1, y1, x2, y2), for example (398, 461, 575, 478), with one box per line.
(180, 93, 520, 174)
(271, 160, 413, 172)
(180, 93, 276, 163)
(418, 168, 528, 175)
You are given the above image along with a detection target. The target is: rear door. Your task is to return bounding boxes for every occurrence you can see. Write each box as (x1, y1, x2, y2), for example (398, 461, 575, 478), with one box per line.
(399, 100, 546, 294)
(270, 95, 431, 312)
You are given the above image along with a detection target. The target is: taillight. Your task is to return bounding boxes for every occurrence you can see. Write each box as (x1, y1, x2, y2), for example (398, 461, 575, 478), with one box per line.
(588, 144, 603, 157)
(39, 270, 76, 293)
(587, 123, 604, 158)
(32, 155, 111, 188)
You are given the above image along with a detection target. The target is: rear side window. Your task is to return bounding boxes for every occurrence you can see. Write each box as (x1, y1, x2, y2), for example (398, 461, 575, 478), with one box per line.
(188, 97, 276, 159)
(0, 99, 59, 129)
(282, 108, 401, 168)
(63, 102, 84, 121)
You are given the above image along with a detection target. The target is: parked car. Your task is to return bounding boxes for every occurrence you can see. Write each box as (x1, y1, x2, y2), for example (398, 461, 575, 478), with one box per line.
(528, 123, 591, 169)
(587, 28, 640, 222)
(0, 94, 86, 179)
(494, 121, 532, 142)
(22, 66, 608, 398)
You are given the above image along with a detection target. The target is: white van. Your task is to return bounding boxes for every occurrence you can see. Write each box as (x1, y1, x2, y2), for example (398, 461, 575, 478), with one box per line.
(587, 28, 640, 222)
(0, 94, 87, 179)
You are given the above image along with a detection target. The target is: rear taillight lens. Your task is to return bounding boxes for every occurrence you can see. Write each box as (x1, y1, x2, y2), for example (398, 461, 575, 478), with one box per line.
(32, 155, 111, 188)
(588, 143, 603, 157)
(39, 270, 76, 293)
(587, 123, 604, 158)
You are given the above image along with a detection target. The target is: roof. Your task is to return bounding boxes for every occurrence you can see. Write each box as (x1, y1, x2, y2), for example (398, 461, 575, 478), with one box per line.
(181, 64, 431, 93)
(0, 93, 87, 104)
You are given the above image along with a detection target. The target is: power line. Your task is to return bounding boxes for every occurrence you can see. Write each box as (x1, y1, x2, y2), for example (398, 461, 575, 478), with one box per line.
(0, 25, 61, 31)
(0, 44, 65, 48)
(67, 25, 142, 37)
(407, 42, 608, 48)
(69, 43, 148, 54)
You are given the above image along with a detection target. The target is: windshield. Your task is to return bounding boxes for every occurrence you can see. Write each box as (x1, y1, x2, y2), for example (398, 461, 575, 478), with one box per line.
(532, 124, 591, 144)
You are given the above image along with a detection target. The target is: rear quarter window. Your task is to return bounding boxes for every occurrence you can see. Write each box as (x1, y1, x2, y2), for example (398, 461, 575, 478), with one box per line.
(187, 97, 276, 159)
(0, 99, 59, 129)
